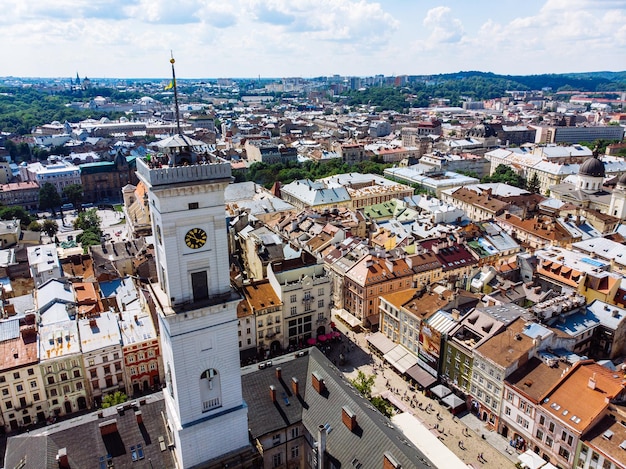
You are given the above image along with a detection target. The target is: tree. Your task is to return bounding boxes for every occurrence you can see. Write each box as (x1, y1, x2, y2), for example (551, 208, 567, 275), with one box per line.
(39, 183, 62, 215)
(350, 371, 375, 399)
(42, 219, 59, 238)
(371, 396, 394, 418)
(27, 221, 42, 231)
(62, 184, 84, 210)
(0, 205, 34, 228)
(73, 208, 101, 232)
(74, 208, 103, 251)
(481, 164, 527, 189)
(526, 172, 541, 194)
(101, 391, 128, 409)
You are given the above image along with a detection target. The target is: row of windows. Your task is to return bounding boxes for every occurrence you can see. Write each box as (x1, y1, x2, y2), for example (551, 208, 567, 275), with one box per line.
(126, 349, 156, 363)
(47, 382, 83, 398)
(0, 368, 36, 382)
(289, 289, 326, 304)
(89, 363, 122, 378)
(45, 361, 80, 374)
(87, 352, 121, 367)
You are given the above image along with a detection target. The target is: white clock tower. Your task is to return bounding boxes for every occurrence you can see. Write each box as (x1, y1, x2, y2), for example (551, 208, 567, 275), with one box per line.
(137, 157, 249, 468)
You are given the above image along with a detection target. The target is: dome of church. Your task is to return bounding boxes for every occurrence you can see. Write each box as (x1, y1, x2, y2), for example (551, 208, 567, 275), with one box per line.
(467, 123, 496, 138)
(617, 172, 626, 187)
(579, 156, 605, 178)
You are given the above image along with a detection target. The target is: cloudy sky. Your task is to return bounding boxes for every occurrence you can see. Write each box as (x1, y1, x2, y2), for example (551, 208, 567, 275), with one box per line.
(1, 0, 625, 79)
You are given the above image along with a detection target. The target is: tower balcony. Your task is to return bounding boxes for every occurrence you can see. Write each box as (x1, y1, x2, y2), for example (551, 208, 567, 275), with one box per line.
(136, 158, 232, 188)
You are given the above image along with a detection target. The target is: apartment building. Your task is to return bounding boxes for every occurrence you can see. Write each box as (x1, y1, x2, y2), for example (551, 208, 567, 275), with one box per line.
(78, 311, 125, 407)
(0, 315, 48, 432)
(240, 280, 282, 357)
(440, 186, 511, 221)
(502, 355, 568, 455)
(39, 313, 88, 418)
(0, 181, 40, 210)
(344, 254, 414, 331)
(533, 361, 625, 468)
(267, 252, 332, 351)
(100, 278, 162, 395)
(20, 160, 81, 195)
(27, 245, 62, 288)
(470, 317, 535, 431)
(441, 309, 506, 398)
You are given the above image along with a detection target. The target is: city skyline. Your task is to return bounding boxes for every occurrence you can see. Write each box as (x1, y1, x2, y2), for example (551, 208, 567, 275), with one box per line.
(2, 0, 626, 79)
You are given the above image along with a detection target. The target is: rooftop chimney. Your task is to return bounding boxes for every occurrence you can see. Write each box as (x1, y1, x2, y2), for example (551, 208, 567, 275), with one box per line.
(99, 419, 118, 436)
(135, 410, 143, 425)
(270, 385, 277, 403)
(56, 448, 69, 469)
(342, 406, 357, 432)
(275, 367, 282, 380)
(317, 424, 327, 469)
(311, 372, 326, 394)
(383, 452, 402, 469)
(292, 377, 299, 396)
(588, 373, 597, 390)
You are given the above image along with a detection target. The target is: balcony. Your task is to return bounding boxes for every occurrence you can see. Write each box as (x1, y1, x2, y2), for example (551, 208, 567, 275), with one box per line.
(202, 397, 221, 412)
(302, 296, 314, 303)
(15, 402, 33, 411)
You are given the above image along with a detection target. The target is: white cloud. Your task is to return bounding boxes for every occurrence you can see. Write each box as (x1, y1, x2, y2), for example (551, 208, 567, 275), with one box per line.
(0, 0, 623, 78)
(248, 0, 399, 44)
(423, 6, 464, 44)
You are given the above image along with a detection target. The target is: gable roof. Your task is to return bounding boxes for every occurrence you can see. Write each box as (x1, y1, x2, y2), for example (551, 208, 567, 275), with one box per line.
(242, 347, 435, 469)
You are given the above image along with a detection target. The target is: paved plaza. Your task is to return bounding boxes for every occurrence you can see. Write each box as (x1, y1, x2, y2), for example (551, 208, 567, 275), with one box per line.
(326, 320, 518, 468)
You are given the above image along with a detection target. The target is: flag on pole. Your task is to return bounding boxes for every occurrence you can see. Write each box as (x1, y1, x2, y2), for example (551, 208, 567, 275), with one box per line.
(164, 80, 175, 90)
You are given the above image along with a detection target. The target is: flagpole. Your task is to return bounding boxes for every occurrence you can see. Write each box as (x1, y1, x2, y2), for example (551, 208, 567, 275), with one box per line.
(170, 53, 182, 136)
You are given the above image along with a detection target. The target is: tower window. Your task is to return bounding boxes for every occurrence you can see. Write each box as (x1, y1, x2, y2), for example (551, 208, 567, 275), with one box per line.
(188, 202, 199, 210)
(200, 369, 222, 412)
(191, 271, 209, 301)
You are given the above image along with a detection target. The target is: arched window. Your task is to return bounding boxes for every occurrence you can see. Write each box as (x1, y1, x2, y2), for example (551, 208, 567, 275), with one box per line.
(200, 368, 221, 412)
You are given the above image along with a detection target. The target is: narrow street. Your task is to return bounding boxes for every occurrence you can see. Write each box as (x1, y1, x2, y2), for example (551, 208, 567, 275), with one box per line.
(328, 320, 517, 468)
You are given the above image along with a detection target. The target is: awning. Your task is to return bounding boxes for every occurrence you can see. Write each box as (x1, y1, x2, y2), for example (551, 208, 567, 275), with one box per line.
(334, 309, 362, 328)
(405, 364, 436, 388)
(441, 394, 465, 410)
(366, 332, 395, 355)
(430, 384, 452, 399)
(518, 449, 547, 469)
(383, 345, 418, 374)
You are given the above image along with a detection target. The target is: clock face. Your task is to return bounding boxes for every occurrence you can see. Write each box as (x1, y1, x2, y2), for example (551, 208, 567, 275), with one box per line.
(185, 228, 207, 249)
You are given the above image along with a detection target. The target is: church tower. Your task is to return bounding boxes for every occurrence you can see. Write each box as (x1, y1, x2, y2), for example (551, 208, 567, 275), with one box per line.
(610, 173, 626, 220)
(136, 158, 249, 468)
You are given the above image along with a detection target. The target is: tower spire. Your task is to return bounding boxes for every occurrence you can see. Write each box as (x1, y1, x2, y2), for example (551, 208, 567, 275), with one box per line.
(170, 51, 182, 136)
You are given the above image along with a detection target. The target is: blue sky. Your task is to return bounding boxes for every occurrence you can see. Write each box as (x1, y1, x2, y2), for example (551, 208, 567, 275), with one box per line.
(1, 0, 625, 79)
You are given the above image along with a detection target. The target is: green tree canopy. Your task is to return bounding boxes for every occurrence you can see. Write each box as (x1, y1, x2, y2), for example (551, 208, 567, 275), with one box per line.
(101, 391, 128, 409)
(39, 183, 62, 215)
(371, 396, 394, 418)
(42, 219, 59, 238)
(62, 183, 84, 210)
(0, 205, 34, 228)
(526, 172, 541, 194)
(481, 164, 527, 189)
(74, 208, 103, 251)
(73, 208, 101, 232)
(27, 221, 42, 231)
(350, 370, 375, 399)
